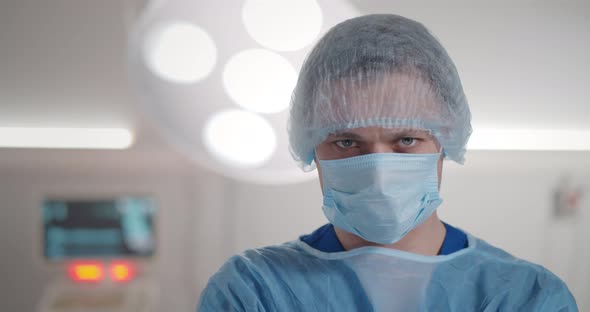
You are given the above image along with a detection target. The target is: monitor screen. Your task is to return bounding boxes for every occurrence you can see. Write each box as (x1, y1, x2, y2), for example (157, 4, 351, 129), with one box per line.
(42, 197, 156, 260)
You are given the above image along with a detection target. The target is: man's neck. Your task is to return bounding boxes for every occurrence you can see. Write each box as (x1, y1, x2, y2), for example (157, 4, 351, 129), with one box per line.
(333, 212, 446, 256)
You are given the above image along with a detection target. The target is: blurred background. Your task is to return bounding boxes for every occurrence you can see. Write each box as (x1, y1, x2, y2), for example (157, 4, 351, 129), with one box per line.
(1, 0, 589, 311)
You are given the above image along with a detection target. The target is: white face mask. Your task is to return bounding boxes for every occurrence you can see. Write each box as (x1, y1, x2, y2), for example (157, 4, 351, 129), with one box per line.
(319, 152, 442, 245)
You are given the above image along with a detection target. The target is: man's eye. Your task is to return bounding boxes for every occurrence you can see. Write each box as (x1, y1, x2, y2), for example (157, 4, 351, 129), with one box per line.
(400, 137, 417, 146)
(335, 139, 357, 148)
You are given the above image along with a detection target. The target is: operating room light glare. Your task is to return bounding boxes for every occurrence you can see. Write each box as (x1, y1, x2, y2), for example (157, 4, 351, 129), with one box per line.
(467, 129, 590, 151)
(242, 0, 323, 51)
(143, 22, 217, 83)
(223, 49, 296, 114)
(0, 127, 134, 149)
(203, 110, 277, 167)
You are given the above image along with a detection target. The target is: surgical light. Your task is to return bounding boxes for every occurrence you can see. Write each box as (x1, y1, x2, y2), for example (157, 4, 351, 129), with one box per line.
(467, 128, 590, 151)
(0, 127, 134, 149)
(222, 49, 296, 114)
(143, 21, 217, 84)
(203, 109, 277, 167)
(242, 0, 323, 51)
(129, 0, 360, 183)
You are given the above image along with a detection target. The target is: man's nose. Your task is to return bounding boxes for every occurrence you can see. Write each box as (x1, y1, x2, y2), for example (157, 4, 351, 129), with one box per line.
(362, 142, 394, 155)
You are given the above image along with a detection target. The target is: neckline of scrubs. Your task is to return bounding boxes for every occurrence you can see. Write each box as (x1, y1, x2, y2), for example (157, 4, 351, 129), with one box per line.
(294, 231, 478, 263)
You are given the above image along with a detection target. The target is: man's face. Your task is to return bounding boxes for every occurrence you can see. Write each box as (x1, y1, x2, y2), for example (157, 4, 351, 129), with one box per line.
(315, 126, 444, 190)
(313, 70, 445, 191)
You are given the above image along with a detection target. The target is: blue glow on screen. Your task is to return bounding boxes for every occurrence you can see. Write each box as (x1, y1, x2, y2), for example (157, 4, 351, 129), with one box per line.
(43, 197, 156, 260)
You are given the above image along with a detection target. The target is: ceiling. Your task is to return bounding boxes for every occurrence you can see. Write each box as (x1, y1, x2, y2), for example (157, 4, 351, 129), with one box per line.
(0, 0, 588, 174)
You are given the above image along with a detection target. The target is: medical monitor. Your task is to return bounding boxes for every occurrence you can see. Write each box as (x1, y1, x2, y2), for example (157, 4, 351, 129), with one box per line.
(42, 196, 156, 261)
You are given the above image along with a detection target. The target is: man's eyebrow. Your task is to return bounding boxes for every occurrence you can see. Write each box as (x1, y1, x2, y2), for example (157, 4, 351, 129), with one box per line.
(386, 129, 431, 138)
(329, 129, 431, 140)
(328, 132, 364, 140)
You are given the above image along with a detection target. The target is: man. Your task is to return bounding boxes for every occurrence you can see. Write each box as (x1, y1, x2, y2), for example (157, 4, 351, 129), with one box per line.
(198, 14, 577, 311)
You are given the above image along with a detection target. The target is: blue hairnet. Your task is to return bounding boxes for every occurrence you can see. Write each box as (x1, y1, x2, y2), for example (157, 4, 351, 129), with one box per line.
(288, 14, 472, 171)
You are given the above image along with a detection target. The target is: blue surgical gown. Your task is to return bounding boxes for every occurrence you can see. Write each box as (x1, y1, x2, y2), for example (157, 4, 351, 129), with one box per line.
(198, 232, 577, 311)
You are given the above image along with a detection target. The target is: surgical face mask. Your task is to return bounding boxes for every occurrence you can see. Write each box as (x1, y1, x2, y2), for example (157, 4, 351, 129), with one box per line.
(319, 152, 442, 245)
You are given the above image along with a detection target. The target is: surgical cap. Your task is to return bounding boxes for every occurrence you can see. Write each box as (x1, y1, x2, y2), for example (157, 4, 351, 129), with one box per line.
(288, 14, 472, 171)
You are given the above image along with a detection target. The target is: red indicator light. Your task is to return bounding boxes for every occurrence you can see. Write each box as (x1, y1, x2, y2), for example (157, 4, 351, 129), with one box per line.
(109, 262, 134, 282)
(68, 261, 104, 283)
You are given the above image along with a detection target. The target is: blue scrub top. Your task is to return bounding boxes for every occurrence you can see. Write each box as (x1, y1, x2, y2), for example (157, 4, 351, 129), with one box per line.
(301, 222, 468, 254)
(199, 229, 578, 311)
